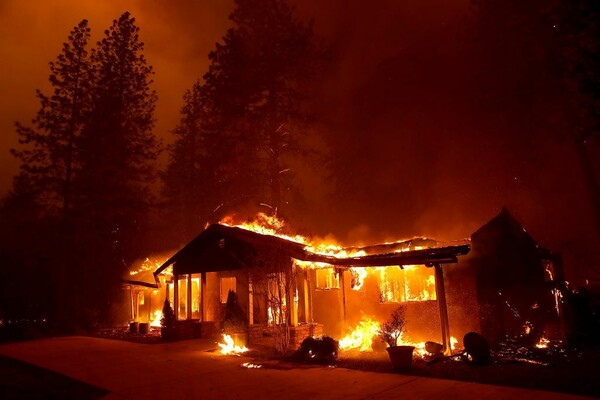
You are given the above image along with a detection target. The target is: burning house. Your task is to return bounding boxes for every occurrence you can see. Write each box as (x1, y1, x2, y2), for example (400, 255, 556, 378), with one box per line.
(444, 208, 564, 345)
(122, 209, 563, 354)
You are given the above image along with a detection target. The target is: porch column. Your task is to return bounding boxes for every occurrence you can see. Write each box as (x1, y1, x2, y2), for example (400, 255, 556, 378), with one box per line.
(301, 270, 310, 323)
(340, 268, 347, 324)
(173, 274, 179, 321)
(248, 278, 254, 325)
(434, 264, 452, 355)
(187, 274, 192, 320)
(287, 267, 298, 326)
(307, 269, 314, 323)
(201, 272, 207, 322)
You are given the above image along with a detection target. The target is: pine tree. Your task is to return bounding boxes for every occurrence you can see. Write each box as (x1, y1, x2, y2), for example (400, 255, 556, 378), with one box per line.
(11, 19, 92, 217)
(77, 12, 159, 241)
(200, 0, 320, 215)
(74, 12, 160, 322)
(162, 81, 219, 236)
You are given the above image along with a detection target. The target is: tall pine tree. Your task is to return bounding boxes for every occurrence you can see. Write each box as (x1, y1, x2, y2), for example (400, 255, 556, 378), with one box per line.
(162, 81, 219, 237)
(75, 12, 160, 322)
(164, 0, 321, 229)
(77, 12, 159, 239)
(12, 19, 92, 218)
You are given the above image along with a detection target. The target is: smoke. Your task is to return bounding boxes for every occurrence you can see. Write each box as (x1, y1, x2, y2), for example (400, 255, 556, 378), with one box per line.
(1, 0, 598, 281)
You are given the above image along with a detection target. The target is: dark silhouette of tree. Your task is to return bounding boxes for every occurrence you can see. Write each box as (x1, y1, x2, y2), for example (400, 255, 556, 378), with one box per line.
(11, 20, 92, 218)
(164, 0, 322, 228)
(549, 1, 600, 241)
(162, 81, 219, 238)
(74, 12, 160, 321)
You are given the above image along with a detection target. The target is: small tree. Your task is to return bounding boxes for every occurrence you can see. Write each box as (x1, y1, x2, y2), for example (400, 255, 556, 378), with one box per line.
(378, 305, 407, 347)
(160, 299, 176, 340)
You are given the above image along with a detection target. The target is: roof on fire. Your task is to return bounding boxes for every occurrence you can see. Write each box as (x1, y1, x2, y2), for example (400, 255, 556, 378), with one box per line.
(151, 224, 470, 282)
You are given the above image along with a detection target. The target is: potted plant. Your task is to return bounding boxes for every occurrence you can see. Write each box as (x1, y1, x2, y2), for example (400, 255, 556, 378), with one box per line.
(378, 305, 414, 368)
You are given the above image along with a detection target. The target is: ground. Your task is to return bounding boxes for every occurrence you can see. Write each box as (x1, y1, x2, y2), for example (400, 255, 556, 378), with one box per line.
(0, 336, 596, 400)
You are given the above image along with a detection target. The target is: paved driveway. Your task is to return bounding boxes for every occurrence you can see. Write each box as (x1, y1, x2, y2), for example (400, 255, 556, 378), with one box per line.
(0, 337, 593, 399)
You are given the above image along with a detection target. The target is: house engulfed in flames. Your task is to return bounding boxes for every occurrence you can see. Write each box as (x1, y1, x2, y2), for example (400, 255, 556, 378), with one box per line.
(123, 208, 564, 353)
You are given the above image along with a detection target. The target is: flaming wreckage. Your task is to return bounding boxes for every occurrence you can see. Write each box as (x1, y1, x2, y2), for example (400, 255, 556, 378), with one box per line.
(123, 208, 564, 355)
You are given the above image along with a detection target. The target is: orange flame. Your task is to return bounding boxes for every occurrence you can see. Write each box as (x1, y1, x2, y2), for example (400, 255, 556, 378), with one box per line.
(150, 310, 162, 327)
(339, 316, 458, 357)
(218, 334, 249, 355)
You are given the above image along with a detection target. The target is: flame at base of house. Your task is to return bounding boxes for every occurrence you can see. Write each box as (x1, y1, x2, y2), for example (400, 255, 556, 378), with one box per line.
(218, 334, 249, 355)
(338, 316, 458, 357)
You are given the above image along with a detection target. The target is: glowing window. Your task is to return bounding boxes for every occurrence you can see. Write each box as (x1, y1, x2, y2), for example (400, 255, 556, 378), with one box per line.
(315, 268, 340, 290)
(377, 266, 436, 303)
(220, 277, 236, 303)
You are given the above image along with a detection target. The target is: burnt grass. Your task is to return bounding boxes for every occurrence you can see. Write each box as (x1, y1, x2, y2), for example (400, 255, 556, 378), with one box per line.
(333, 347, 600, 398)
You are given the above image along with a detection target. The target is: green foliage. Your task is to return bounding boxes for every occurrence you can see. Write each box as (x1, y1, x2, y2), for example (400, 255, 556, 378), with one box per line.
(378, 305, 407, 347)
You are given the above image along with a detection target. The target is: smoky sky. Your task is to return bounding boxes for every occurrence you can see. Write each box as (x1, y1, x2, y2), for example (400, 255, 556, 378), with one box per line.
(1, 0, 597, 280)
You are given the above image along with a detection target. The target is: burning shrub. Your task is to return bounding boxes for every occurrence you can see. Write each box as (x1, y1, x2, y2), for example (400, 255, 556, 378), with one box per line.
(160, 299, 176, 341)
(296, 336, 339, 364)
(378, 305, 407, 347)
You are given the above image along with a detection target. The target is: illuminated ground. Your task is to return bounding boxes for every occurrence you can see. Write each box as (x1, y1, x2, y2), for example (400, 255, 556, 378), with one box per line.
(0, 337, 594, 399)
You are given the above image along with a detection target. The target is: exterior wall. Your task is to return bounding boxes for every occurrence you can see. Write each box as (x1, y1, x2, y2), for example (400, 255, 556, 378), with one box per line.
(248, 323, 323, 349)
(444, 258, 482, 342)
(312, 269, 444, 343)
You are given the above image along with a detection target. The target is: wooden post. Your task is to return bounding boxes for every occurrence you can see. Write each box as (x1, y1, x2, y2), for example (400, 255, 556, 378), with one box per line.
(173, 274, 179, 321)
(340, 268, 347, 324)
(302, 270, 310, 323)
(129, 286, 134, 322)
(187, 274, 192, 320)
(248, 278, 254, 325)
(287, 266, 298, 326)
(434, 264, 452, 355)
(308, 270, 314, 323)
(201, 272, 207, 322)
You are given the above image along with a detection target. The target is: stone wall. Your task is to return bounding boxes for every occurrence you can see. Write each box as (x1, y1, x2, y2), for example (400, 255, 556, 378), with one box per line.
(248, 323, 323, 349)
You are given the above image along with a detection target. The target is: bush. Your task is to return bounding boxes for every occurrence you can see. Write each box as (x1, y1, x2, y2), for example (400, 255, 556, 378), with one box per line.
(160, 299, 176, 340)
(296, 336, 339, 364)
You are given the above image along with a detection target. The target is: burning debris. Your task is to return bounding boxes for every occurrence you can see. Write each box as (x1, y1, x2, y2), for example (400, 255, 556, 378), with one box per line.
(218, 334, 249, 355)
(241, 362, 262, 369)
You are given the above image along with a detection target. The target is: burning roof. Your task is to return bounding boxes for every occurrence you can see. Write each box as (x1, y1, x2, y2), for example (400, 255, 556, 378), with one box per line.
(151, 222, 470, 282)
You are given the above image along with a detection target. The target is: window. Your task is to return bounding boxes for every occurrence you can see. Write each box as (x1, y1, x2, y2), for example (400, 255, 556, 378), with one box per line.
(220, 277, 236, 303)
(315, 268, 340, 290)
(378, 266, 436, 303)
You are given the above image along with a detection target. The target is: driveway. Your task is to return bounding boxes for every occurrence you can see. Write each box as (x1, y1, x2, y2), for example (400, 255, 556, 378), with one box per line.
(0, 337, 593, 399)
